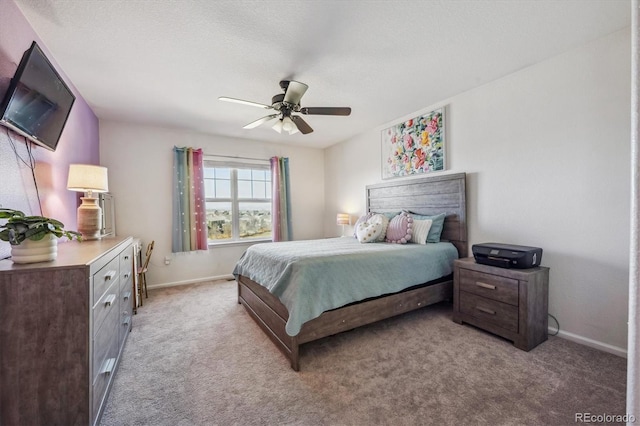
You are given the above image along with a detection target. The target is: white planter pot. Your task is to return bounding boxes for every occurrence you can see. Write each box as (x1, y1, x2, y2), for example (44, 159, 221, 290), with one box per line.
(11, 234, 58, 264)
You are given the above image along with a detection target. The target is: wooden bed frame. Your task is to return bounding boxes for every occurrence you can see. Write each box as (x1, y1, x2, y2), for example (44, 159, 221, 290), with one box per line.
(237, 172, 467, 370)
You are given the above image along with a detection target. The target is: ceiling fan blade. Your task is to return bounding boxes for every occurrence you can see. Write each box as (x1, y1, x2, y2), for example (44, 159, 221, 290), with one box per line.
(291, 115, 313, 134)
(283, 80, 309, 105)
(300, 107, 351, 116)
(243, 114, 278, 129)
(218, 96, 272, 109)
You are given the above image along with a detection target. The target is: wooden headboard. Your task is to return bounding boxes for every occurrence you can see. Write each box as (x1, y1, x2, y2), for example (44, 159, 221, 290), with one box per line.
(366, 172, 468, 258)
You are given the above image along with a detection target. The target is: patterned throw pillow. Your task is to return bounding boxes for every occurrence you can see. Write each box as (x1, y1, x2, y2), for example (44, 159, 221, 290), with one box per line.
(385, 211, 413, 244)
(368, 214, 389, 242)
(352, 213, 373, 238)
(355, 221, 383, 243)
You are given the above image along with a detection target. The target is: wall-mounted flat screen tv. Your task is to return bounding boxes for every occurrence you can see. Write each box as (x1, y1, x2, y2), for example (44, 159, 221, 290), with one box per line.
(0, 41, 75, 151)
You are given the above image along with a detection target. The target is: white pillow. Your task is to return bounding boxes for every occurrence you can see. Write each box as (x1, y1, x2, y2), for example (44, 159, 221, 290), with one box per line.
(368, 214, 389, 242)
(352, 213, 373, 238)
(410, 219, 433, 244)
(355, 221, 383, 243)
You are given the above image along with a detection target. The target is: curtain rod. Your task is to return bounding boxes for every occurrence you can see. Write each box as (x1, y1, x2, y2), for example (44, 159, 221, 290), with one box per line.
(203, 153, 270, 162)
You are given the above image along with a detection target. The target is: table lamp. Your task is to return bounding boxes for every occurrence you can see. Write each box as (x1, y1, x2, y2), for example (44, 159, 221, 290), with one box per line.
(67, 164, 109, 240)
(336, 213, 351, 237)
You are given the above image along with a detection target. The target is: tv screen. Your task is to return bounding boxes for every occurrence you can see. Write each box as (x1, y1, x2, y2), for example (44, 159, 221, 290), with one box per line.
(0, 41, 75, 151)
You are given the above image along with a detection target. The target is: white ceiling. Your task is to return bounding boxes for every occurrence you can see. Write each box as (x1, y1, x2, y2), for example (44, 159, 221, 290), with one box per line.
(14, 0, 631, 149)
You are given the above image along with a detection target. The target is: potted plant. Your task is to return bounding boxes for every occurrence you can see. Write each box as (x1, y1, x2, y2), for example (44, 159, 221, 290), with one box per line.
(0, 208, 82, 263)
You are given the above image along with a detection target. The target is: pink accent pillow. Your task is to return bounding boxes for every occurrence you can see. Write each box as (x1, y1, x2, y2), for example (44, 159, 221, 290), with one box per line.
(385, 211, 413, 244)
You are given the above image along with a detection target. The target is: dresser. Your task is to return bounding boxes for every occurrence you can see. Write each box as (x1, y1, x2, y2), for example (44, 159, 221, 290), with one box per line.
(0, 236, 133, 426)
(452, 257, 549, 351)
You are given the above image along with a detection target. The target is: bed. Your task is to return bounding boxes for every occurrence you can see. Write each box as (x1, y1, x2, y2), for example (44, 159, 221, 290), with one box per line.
(235, 172, 467, 370)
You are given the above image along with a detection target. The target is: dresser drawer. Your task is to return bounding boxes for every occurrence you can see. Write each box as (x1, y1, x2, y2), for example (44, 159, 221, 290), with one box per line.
(93, 280, 119, 333)
(119, 273, 133, 321)
(459, 268, 519, 306)
(92, 321, 119, 422)
(119, 249, 133, 283)
(119, 309, 132, 346)
(118, 319, 131, 354)
(120, 279, 133, 307)
(459, 291, 518, 332)
(92, 307, 119, 386)
(93, 255, 120, 305)
(120, 266, 133, 292)
(118, 277, 132, 349)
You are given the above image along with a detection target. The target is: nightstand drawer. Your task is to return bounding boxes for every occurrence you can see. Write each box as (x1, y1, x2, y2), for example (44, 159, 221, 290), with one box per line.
(459, 291, 518, 332)
(459, 268, 519, 306)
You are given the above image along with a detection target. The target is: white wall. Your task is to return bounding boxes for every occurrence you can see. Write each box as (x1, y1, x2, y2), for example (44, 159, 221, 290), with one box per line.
(100, 121, 325, 287)
(325, 29, 631, 354)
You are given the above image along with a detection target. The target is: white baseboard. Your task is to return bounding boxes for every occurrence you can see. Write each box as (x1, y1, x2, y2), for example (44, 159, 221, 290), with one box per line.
(148, 274, 235, 290)
(551, 327, 627, 358)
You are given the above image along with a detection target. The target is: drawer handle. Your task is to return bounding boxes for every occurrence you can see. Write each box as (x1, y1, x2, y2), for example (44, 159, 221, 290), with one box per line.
(476, 306, 496, 315)
(104, 271, 117, 281)
(104, 294, 117, 307)
(475, 281, 496, 290)
(123, 291, 131, 300)
(123, 273, 130, 279)
(101, 358, 116, 376)
(124, 255, 130, 260)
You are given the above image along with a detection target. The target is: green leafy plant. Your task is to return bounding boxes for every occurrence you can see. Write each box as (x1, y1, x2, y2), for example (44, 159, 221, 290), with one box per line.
(0, 208, 82, 245)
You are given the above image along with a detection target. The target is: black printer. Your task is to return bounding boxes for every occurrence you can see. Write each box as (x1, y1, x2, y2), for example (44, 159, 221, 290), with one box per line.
(472, 243, 543, 269)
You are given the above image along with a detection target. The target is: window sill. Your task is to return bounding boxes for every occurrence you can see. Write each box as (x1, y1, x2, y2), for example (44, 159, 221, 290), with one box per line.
(208, 238, 272, 248)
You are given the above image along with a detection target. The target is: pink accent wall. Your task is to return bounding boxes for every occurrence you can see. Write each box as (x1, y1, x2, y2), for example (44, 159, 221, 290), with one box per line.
(0, 0, 99, 231)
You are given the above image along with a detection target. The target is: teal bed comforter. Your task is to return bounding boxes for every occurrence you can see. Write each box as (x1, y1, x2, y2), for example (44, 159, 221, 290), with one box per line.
(233, 237, 458, 336)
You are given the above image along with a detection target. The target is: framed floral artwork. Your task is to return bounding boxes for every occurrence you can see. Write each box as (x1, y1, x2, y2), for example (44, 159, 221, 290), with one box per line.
(381, 108, 445, 179)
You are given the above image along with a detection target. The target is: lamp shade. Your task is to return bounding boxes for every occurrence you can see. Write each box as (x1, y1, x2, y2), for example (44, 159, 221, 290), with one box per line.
(287, 124, 299, 135)
(271, 116, 299, 135)
(272, 119, 283, 134)
(336, 213, 351, 225)
(282, 116, 295, 132)
(67, 164, 109, 193)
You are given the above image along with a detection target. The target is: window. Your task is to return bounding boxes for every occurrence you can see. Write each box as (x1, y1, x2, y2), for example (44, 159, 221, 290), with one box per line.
(203, 159, 271, 244)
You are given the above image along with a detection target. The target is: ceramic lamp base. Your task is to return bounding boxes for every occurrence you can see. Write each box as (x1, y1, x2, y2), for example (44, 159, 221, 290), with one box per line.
(77, 196, 102, 240)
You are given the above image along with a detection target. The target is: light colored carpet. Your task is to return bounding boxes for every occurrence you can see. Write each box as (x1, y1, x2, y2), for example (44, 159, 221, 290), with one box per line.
(100, 280, 626, 426)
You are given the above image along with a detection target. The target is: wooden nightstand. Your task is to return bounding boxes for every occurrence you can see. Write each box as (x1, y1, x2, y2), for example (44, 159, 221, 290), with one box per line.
(452, 257, 549, 351)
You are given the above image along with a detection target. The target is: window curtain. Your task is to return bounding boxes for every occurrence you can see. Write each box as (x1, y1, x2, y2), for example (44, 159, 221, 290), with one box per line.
(270, 156, 292, 242)
(172, 147, 208, 252)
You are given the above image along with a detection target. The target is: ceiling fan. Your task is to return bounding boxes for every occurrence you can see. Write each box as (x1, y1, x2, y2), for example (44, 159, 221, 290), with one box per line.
(219, 80, 351, 135)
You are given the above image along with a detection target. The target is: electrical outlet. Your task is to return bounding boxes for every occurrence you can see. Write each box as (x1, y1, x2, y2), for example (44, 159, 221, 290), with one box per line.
(164, 256, 171, 265)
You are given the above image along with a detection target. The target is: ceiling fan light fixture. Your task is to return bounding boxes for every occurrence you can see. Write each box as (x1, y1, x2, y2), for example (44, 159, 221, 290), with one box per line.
(282, 116, 295, 133)
(221, 79, 350, 136)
